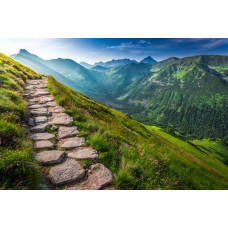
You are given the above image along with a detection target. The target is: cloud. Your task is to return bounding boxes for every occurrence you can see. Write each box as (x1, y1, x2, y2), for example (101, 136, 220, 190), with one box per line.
(106, 42, 140, 50)
(201, 38, 228, 49)
(106, 40, 152, 50)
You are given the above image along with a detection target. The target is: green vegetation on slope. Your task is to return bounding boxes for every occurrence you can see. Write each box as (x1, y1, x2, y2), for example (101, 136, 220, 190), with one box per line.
(117, 56, 228, 140)
(0, 53, 41, 189)
(47, 76, 228, 189)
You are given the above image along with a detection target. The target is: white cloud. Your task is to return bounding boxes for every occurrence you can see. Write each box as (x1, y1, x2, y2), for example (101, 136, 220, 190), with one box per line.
(106, 42, 140, 50)
(201, 39, 228, 49)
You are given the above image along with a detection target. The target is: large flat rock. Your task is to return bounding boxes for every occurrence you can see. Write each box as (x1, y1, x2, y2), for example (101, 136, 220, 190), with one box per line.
(49, 159, 85, 186)
(46, 101, 57, 107)
(30, 123, 50, 132)
(28, 104, 47, 109)
(39, 97, 54, 104)
(49, 106, 65, 113)
(30, 91, 49, 98)
(30, 108, 48, 116)
(49, 113, 73, 125)
(67, 147, 98, 160)
(35, 150, 65, 165)
(33, 140, 54, 149)
(30, 133, 55, 141)
(34, 116, 47, 124)
(27, 100, 37, 106)
(68, 163, 113, 190)
(58, 126, 79, 139)
(58, 137, 85, 149)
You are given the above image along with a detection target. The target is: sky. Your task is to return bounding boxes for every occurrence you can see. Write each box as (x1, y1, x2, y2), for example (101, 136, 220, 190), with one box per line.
(1, 38, 228, 64)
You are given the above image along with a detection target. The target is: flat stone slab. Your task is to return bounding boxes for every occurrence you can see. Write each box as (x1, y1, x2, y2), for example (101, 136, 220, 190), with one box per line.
(49, 159, 85, 186)
(49, 106, 65, 113)
(33, 140, 54, 149)
(25, 85, 35, 90)
(39, 97, 54, 104)
(46, 101, 57, 107)
(31, 91, 49, 97)
(67, 147, 98, 160)
(30, 133, 55, 141)
(30, 108, 48, 116)
(68, 163, 113, 190)
(27, 100, 37, 106)
(30, 123, 50, 132)
(58, 126, 79, 139)
(35, 150, 65, 165)
(58, 137, 85, 149)
(49, 113, 73, 125)
(34, 116, 47, 124)
(28, 104, 47, 109)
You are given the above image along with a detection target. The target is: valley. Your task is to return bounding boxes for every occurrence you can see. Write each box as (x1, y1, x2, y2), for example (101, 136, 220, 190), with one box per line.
(11, 50, 228, 140)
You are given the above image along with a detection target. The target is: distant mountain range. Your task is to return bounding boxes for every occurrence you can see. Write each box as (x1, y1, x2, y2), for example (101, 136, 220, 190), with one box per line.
(10, 50, 228, 140)
(80, 56, 157, 68)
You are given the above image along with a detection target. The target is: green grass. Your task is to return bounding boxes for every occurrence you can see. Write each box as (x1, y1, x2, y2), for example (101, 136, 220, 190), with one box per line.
(47, 76, 228, 190)
(0, 53, 42, 189)
(191, 138, 228, 165)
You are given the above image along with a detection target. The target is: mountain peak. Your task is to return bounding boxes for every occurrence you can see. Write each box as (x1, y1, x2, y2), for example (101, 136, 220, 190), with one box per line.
(19, 49, 29, 54)
(140, 56, 157, 64)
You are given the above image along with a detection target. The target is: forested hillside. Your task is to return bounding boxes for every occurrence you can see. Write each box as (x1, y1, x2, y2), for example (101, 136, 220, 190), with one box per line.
(117, 55, 228, 140)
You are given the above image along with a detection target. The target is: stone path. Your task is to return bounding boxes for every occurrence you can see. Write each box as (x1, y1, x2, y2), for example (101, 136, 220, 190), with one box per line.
(24, 78, 113, 190)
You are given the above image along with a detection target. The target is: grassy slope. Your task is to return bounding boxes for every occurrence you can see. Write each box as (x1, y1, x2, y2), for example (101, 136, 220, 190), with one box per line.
(0, 53, 41, 189)
(48, 76, 228, 190)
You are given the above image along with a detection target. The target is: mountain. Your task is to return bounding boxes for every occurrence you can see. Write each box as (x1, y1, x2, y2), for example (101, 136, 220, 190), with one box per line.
(9, 50, 228, 141)
(140, 56, 157, 64)
(116, 55, 228, 140)
(91, 65, 109, 71)
(79, 61, 93, 69)
(94, 58, 138, 68)
(105, 62, 153, 93)
(10, 49, 106, 99)
(1, 52, 228, 190)
(150, 57, 179, 72)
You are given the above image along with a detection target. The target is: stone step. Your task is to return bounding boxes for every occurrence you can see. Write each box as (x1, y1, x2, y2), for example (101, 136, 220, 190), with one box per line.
(58, 137, 85, 149)
(46, 101, 57, 107)
(49, 113, 73, 125)
(30, 108, 48, 116)
(34, 140, 54, 149)
(30, 91, 50, 98)
(67, 147, 98, 160)
(34, 116, 47, 124)
(58, 126, 79, 139)
(30, 133, 55, 141)
(27, 101, 37, 106)
(39, 97, 54, 104)
(67, 163, 113, 190)
(30, 123, 50, 132)
(49, 106, 65, 113)
(35, 150, 65, 165)
(49, 159, 85, 186)
(28, 104, 47, 109)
